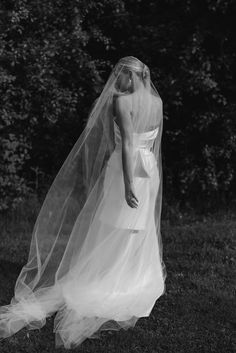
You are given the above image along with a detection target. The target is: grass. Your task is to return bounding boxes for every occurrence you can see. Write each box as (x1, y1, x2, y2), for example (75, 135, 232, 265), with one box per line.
(0, 201, 235, 353)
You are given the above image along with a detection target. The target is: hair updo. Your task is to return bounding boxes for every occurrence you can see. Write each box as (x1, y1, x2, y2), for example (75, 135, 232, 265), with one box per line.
(113, 56, 150, 87)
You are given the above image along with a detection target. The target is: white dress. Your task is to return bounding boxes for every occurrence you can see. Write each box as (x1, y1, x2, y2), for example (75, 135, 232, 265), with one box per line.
(52, 120, 166, 346)
(0, 119, 166, 349)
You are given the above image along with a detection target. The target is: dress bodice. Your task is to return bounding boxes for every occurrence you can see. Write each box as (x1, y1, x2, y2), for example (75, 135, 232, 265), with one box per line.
(113, 119, 159, 153)
(112, 120, 160, 178)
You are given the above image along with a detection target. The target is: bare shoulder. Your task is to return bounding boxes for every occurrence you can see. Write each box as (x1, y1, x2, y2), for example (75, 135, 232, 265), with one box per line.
(114, 94, 133, 136)
(115, 94, 132, 110)
(114, 94, 132, 120)
(152, 94, 162, 107)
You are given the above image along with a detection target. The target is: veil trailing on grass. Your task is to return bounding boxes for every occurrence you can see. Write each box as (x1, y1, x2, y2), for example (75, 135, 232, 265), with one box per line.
(0, 56, 166, 348)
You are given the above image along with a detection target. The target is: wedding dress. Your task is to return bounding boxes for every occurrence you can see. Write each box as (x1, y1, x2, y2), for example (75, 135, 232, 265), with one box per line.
(0, 56, 167, 349)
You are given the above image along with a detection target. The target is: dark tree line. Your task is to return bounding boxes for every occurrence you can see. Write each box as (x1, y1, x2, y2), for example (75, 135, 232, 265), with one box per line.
(0, 0, 235, 212)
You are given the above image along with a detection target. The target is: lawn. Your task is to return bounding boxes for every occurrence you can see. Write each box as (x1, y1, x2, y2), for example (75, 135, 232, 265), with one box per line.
(0, 208, 235, 353)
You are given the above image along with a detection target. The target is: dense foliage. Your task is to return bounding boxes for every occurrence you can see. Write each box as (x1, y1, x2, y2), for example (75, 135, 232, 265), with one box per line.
(0, 0, 235, 211)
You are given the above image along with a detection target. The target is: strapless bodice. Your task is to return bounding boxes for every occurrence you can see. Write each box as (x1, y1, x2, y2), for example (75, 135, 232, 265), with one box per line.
(113, 120, 159, 153)
(112, 120, 159, 178)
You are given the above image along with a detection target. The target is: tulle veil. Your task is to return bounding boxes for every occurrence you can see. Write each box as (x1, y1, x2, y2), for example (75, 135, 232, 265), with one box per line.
(0, 56, 166, 348)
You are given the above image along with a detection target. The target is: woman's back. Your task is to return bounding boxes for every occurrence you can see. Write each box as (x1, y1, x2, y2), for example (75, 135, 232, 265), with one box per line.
(114, 89, 163, 133)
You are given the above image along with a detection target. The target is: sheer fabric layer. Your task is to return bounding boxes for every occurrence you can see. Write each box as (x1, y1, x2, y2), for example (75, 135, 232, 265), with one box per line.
(0, 57, 166, 349)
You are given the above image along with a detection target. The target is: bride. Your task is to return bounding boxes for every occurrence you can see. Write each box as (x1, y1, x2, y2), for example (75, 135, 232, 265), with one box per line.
(0, 56, 167, 349)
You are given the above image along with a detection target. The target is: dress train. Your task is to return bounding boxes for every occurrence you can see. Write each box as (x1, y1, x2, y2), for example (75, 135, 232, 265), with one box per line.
(0, 121, 166, 349)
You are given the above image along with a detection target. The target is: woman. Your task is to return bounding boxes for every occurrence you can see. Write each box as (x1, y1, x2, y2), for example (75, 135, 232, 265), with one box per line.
(0, 56, 167, 349)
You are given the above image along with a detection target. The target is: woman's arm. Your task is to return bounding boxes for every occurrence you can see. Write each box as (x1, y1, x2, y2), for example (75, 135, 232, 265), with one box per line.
(115, 96, 139, 208)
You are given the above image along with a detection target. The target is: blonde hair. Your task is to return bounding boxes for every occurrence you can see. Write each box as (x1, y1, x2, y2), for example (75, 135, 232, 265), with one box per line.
(114, 56, 150, 86)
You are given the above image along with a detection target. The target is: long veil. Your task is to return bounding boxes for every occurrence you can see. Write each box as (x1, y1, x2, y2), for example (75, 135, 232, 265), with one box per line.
(0, 56, 166, 348)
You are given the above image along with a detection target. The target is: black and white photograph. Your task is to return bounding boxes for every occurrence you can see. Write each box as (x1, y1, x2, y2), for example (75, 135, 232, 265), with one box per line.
(0, 1, 235, 352)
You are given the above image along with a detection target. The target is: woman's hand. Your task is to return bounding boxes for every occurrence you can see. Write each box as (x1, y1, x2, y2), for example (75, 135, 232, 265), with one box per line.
(125, 182, 139, 208)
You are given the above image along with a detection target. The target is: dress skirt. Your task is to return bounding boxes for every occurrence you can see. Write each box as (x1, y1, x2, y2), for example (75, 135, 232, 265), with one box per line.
(0, 147, 166, 349)
(52, 147, 165, 347)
